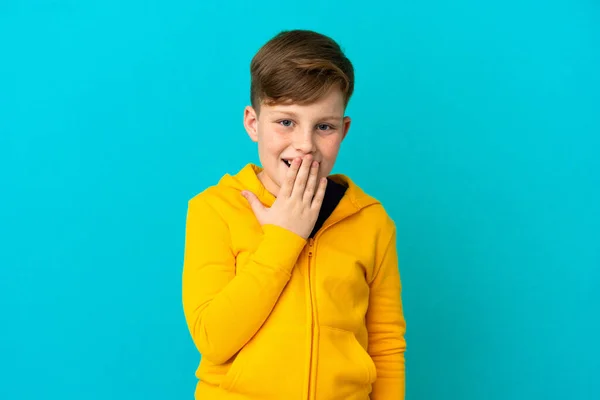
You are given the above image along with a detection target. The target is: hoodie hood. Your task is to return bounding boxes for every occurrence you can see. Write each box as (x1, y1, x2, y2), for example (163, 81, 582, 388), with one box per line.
(217, 163, 380, 226)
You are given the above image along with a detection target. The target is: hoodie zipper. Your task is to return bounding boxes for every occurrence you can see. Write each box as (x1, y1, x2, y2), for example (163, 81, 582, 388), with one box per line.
(306, 238, 316, 400)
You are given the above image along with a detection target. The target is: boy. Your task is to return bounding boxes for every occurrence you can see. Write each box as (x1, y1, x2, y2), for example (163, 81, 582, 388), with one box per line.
(182, 29, 406, 399)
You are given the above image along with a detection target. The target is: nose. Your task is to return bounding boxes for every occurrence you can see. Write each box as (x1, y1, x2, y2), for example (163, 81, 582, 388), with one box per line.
(292, 129, 316, 154)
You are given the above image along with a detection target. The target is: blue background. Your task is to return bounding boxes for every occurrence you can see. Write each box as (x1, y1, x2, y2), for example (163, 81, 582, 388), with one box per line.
(1, 1, 599, 399)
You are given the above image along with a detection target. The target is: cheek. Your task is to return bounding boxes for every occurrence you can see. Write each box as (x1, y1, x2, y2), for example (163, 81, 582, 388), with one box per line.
(259, 131, 287, 157)
(318, 141, 342, 175)
(318, 138, 342, 160)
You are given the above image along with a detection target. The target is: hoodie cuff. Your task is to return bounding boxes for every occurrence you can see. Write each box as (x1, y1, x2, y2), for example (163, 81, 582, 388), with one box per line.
(251, 224, 307, 275)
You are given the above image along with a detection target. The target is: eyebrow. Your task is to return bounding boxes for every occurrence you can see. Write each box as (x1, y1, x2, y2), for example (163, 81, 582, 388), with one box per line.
(272, 110, 341, 121)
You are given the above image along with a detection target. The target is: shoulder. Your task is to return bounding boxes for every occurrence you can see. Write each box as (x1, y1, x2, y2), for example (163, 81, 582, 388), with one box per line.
(188, 165, 248, 208)
(187, 187, 241, 225)
(350, 201, 400, 278)
(337, 175, 399, 263)
(187, 164, 256, 211)
(188, 184, 225, 207)
(185, 178, 241, 228)
(335, 174, 396, 238)
(355, 202, 397, 244)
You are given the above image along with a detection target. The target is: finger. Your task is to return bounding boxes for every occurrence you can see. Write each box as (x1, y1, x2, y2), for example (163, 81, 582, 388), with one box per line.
(241, 190, 266, 218)
(279, 158, 301, 198)
(310, 177, 328, 210)
(291, 156, 312, 198)
(310, 177, 327, 210)
(302, 161, 319, 204)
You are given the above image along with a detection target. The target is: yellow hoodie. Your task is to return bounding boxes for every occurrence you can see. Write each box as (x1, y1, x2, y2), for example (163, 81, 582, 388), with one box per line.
(182, 164, 406, 400)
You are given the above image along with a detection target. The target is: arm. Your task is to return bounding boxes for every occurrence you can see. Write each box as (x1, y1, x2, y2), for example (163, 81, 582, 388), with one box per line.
(366, 227, 407, 399)
(182, 197, 306, 364)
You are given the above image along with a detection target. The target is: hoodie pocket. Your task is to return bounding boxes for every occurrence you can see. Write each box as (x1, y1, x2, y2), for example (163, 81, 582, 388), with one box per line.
(220, 351, 245, 391)
(316, 326, 377, 399)
(219, 328, 306, 399)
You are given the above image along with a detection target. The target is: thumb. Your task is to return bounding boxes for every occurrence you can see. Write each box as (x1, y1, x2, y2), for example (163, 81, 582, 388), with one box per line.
(241, 190, 266, 217)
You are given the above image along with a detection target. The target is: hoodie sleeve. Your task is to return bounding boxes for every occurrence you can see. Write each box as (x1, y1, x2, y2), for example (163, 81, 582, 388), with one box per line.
(182, 196, 307, 364)
(366, 226, 407, 400)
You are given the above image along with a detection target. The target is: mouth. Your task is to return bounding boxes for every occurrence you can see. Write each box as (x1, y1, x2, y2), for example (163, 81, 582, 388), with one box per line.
(281, 158, 322, 168)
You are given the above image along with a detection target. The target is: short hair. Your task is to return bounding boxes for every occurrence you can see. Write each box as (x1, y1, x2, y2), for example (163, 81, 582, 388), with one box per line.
(250, 30, 354, 113)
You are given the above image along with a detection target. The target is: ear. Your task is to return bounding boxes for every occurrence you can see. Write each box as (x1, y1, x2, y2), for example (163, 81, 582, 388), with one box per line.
(341, 116, 351, 140)
(244, 106, 259, 142)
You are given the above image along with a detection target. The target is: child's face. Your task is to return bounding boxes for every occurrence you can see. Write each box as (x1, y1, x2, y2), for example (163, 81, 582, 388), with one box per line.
(244, 87, 351, 196)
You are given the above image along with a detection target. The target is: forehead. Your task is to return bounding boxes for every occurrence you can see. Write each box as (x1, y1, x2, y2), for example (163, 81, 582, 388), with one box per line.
(263, 87, 346, 118)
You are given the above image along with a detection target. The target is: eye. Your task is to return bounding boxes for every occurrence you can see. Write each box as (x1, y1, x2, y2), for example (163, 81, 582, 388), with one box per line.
(317, 124, 334, 131)
(279, 119, 293, 127)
